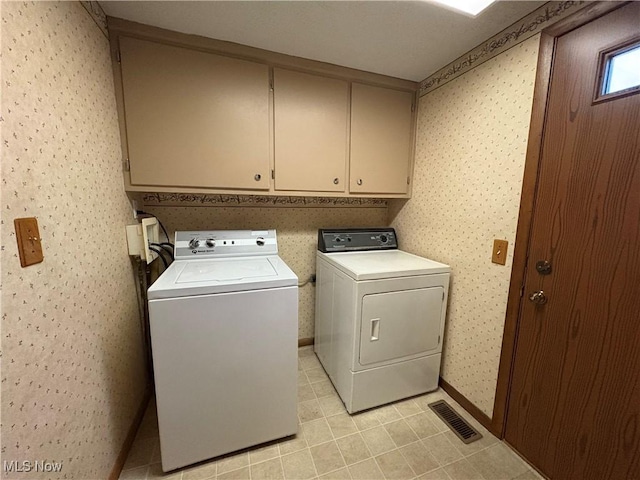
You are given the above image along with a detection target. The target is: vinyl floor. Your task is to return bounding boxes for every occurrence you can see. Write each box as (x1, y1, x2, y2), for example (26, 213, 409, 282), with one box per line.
(119, 347, 540, 480)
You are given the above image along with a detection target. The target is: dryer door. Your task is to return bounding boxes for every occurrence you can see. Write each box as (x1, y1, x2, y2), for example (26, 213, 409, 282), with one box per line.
(359, 287, 443, 366)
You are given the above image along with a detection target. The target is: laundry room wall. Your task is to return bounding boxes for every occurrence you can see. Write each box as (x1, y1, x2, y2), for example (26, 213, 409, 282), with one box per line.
(389, 34, 541, 418)
(138, 197, 388, 340)
(1, 2, 146, 478)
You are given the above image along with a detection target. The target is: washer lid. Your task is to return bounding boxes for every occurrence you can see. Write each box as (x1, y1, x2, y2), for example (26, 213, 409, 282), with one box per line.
(318, 250, 450, 281)
(148, 255, 298, 299)
(176, 257, 277, 283)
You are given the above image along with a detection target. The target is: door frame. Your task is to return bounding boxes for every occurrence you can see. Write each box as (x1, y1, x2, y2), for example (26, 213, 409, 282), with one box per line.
(491, 1, 630, 438)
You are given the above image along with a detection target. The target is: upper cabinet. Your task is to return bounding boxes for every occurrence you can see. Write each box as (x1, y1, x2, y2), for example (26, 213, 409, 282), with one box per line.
(110, 19, 418, 198)
(119, 36, 271, 190)
(274, 69, 349, 193)
(350, 83, 415, 195)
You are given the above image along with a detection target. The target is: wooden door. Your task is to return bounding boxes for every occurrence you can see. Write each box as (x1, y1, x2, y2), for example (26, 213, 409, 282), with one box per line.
(120, 36, 271, 190)
(505, 4, 640, 479)
(273, 68, 348, 192)
(350, 83, 414, 195)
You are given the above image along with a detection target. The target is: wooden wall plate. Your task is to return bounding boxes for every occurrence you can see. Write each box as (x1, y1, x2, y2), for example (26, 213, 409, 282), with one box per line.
(14, 217, 44, 267)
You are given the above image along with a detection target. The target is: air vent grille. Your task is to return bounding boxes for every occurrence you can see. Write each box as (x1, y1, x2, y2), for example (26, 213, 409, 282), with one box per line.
(428, 400, 483, 444)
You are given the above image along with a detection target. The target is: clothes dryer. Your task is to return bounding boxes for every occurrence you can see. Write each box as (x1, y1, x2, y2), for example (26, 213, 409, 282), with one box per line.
(315, 228, 450, 413)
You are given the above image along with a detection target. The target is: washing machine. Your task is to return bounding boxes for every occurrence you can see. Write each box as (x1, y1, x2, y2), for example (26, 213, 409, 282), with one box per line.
(314, 228, 450, 413)
(148, 230, 298, 471)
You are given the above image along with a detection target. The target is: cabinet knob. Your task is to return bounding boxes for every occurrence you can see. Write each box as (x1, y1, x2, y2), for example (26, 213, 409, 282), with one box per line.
(333, 178, 339, 185)
(254, 174, 261, 181)
(357, 179, 363, 186)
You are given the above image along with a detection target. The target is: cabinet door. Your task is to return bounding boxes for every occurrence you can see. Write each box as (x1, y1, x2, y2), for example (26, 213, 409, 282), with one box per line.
(350, 83, 414, 194)
(274, 69, 348, 192)
(120, 36, 270, 190)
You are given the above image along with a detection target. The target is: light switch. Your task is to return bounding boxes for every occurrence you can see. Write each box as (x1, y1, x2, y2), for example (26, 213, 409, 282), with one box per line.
(492, 239, 508, 265)
(14, 217, 44, 267)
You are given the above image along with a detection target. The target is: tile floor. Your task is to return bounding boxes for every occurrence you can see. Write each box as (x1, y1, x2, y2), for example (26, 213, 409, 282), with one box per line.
(120, 347, 541, 480)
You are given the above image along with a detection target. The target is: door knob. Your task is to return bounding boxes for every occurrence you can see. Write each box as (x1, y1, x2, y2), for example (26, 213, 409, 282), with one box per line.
(529, 290, 547, 305)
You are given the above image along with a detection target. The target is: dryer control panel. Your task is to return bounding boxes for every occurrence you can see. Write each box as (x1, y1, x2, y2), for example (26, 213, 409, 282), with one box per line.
(318, 228, 398, 253)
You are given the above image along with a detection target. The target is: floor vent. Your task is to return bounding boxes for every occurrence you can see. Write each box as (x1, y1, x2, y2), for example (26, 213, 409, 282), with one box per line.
(428, 400, 483, 444)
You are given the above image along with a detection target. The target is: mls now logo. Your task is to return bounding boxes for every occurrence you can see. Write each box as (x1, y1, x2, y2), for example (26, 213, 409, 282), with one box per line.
(3, 460, 63, 473)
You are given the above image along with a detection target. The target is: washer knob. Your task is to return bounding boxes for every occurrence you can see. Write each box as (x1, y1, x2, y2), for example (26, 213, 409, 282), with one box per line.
(256, 237, 265, 246)
(205, 238, 215, 248)
(380, 234, 388, 243)
(189, 238, 201, 249)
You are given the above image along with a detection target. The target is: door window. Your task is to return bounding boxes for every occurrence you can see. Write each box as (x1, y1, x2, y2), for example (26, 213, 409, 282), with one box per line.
(595, 39, 640, 102)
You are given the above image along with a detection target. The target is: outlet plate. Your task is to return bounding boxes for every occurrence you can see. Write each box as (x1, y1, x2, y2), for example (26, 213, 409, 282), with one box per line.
(131, 198, 138, 219)
(125, 217, 160, 263)
(126, 224, 144, 257)
(142, 217, 160, 263)
(14, 217, 44, 267)
(492, 239, 508, 265)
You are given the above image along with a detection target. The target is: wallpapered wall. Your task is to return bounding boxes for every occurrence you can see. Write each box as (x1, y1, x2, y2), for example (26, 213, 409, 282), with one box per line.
(1, 2, 146, 478)
(389, 35, 541, 418)
(140, 203, 388, 339)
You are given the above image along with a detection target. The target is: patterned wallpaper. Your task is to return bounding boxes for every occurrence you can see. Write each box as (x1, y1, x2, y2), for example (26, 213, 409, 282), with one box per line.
(1, 2, 146, 478)
(389, 35, 541, 418)
(419, 1, 585, 96)
(139, 204, 388, 339)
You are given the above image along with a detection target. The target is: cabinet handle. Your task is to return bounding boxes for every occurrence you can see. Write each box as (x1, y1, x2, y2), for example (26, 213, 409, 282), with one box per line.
(333, 178, 339, 185)
(357, 179, 363, 186)
(254, 174, 261, 181)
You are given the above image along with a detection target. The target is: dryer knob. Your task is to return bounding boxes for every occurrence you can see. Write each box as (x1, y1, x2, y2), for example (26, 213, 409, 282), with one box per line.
(380, 235, 388, 243)
(256, 237, 265, 246)
(189, 238, 201, 249)
(205, 238, 215, 248)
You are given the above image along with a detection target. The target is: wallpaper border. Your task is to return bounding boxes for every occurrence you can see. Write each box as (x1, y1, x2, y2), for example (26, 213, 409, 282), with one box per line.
(141, 193, 388, 208)
(80, 0, 108, 37)
(419, 1, 586, 96)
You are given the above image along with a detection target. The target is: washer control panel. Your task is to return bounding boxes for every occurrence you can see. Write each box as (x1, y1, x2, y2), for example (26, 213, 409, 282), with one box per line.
(175, 230, 278, 259)
(318, 228, 398, 253)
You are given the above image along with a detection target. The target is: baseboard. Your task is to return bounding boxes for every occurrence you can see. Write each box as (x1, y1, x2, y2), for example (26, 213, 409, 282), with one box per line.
(108, 384, 152, 480)
(439, 377, 499, 437)
(298, 337, 314, 347)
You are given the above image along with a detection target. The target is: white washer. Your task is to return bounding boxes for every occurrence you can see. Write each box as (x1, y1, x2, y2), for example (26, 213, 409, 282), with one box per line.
(315, 228, 450, 413)
(148, 230, 298, 472)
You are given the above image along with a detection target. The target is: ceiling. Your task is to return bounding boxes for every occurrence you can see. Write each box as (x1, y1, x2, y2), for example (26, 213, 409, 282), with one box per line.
(100, 1, 545, 82)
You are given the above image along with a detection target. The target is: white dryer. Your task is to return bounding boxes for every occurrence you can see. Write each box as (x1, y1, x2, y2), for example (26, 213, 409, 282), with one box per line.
(315, 228, 450, 413)
(148, 230, 298, 471)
